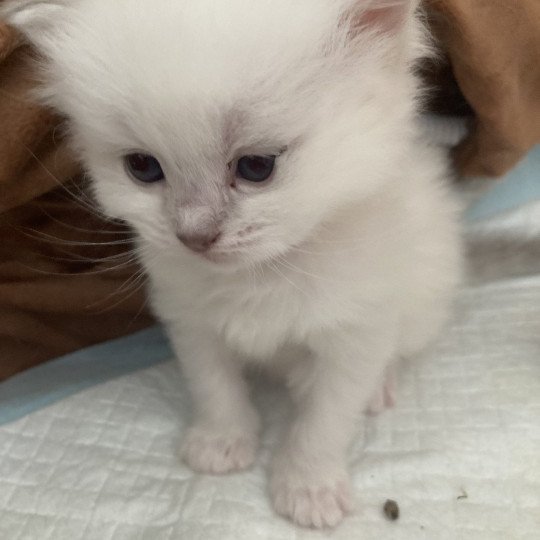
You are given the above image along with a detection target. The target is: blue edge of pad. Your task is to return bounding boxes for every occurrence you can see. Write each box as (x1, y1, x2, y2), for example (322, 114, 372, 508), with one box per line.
(1, 146, 539, 426)
(0, 326, 172, 425)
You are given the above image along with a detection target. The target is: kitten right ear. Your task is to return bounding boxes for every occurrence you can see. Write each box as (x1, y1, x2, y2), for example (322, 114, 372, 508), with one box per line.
(0, 0, 69, 47)
(347, 0, 418, 36)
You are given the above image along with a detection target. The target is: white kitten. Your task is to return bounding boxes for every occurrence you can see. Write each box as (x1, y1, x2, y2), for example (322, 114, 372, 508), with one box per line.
(4, 0, 463, 528)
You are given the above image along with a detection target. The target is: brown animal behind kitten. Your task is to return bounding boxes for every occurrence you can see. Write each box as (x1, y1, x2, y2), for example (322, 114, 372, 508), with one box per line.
(0, 21, 153, 380)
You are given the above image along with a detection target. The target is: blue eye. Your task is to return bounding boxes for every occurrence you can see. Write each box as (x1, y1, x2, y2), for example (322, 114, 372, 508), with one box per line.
(125, 153, 165, 183)
(236, 155, 276, 183)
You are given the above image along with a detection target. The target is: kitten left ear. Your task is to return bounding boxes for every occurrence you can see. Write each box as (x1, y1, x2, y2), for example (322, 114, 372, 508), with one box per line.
(0, 0, 68, 47)
(348, 0, 417, 35)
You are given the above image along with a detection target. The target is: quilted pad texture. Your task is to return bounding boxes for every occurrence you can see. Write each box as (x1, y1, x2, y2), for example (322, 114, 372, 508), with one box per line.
(1, 271, 540, 539)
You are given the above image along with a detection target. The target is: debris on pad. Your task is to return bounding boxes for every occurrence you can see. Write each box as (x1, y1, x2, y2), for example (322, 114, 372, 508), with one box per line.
(383, 499, 400, 521)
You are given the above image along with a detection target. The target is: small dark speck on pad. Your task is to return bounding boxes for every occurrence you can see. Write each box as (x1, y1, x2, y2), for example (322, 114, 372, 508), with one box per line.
(383, 499, 400, 521)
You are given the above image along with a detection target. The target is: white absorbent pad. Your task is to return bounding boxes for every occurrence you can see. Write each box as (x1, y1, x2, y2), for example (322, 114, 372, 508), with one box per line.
(1, 272, 540, 540)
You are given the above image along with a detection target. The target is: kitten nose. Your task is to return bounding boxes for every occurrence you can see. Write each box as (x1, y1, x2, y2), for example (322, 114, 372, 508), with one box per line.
(176, 230, 220, 253)
(176, 207, 221, 253)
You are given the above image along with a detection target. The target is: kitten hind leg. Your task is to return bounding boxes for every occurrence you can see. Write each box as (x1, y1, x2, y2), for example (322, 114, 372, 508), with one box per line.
(168, 324, 260, 474)
(366, 365, 396, 415)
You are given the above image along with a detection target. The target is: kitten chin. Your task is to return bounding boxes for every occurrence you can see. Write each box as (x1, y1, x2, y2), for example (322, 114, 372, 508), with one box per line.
(4, 0, 461, 529)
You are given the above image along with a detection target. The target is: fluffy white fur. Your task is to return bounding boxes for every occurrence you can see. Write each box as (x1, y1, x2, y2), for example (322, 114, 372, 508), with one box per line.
(4, 0, 463, 528)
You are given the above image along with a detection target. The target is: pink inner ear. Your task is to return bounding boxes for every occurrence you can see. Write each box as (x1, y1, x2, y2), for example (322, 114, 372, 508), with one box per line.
(354, 3, 409, 34)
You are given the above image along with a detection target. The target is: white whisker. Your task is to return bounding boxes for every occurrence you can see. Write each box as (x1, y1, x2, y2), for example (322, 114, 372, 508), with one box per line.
(266, 260, 308, 297)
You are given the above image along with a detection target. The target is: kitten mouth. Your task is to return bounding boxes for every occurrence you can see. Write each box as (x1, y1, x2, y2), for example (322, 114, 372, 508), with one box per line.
(190, 234, 264, 265)
(199, 251, 235, 263)
(199, 241, 256, 264)
(197, 246, 246, 264)
(209, 238, 256, 255)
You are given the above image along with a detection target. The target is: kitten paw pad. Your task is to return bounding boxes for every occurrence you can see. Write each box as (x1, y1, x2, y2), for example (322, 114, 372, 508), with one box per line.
(271, 475, 353, 528)
(181, 427, 257, 474)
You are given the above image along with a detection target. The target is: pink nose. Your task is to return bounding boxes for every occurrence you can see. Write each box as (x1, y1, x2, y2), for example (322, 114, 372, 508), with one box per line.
(177, 231, 220, 253)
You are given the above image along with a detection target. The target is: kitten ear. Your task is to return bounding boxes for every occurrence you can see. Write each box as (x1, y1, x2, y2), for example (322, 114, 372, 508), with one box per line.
(348, 0, 417, 35)
(0, 0, 69, 46)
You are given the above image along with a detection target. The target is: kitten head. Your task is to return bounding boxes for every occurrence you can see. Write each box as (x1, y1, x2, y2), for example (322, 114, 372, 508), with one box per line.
(4, 0, 423, 267)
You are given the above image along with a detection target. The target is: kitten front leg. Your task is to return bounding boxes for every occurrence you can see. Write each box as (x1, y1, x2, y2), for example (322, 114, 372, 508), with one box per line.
(271, 327, 395, 528)
(167, 324, 260, 475)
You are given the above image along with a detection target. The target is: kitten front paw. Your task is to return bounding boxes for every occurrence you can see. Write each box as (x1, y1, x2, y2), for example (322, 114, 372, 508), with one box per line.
(181, 425, 258, 475)
(270, 465, 353, 528)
